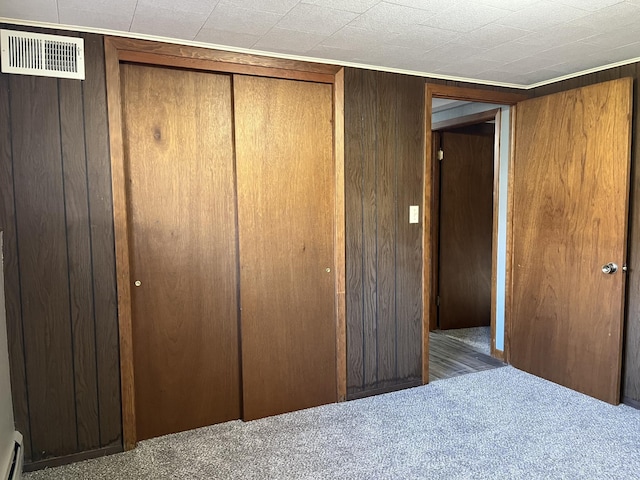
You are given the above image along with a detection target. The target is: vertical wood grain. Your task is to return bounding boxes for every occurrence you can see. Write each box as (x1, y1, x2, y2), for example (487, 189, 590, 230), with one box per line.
(82, 34, 121, 448)
(58, 77, 100, 451)
(103, 36, 136, 450)
(531, 68, 640, 406)
(10, 74, 77, 459)
(345, 69, 424, 397)
(235, 75, 336, 420)
(511, 79, 632, 404)
(345, 68, 365, 393)
(376, 72, 397, 384)
(334, 69, 348, 402)
(504, 105, 517, 364)
(396, 74, 424, 383)
(1, 29, 123, 465)
(438, 128, 494, 330)
(362, 71, 379, 389)
(123, 64, 241, 440)
(0, 71, 32, 462)
(622, 63, 640, 403)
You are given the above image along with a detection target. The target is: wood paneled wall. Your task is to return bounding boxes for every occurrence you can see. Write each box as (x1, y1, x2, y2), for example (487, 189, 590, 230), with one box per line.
(2, 20, 640, 471)
(532, 64, 640, 408)
(0, 27, 122, 467)
(344, 69, 424, 398)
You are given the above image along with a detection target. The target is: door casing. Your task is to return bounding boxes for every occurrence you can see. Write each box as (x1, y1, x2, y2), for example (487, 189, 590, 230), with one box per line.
(423, 85, 527, 382)
(431, 111, 500, 336)
(104, 37, 347, 450)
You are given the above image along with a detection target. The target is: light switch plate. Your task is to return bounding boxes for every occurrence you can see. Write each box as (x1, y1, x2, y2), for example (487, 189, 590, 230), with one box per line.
(409, 205, 419, 224)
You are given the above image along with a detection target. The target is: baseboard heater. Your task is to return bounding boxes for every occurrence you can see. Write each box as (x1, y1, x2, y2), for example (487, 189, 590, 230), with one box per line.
(2, 432, 23, 480)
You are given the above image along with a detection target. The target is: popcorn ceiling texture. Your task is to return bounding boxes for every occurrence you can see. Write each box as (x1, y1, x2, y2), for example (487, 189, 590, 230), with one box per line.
(26, 366, 640, 479)
(3, 1, 640, 86)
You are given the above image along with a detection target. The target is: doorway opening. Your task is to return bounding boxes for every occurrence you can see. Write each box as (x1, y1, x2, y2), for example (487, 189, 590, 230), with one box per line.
(422, 86, 528, 384)
(429, 100, 506, 381)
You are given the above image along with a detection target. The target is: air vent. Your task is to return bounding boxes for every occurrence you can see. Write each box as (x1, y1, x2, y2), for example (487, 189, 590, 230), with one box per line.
(0, 29, 84, 80)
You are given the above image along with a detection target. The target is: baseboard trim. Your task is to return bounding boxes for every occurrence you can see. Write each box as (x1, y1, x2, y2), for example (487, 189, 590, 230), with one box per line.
(347, 379, 423, 401)
(23, 444, 122, 472)
(622, 396, 640, 410)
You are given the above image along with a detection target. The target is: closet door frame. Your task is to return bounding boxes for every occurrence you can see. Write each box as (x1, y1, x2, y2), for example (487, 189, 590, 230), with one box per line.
(104, 36, 346, 451)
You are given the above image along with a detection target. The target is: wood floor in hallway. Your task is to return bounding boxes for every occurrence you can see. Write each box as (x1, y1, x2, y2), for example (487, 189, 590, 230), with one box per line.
(429, 331, 506, 381)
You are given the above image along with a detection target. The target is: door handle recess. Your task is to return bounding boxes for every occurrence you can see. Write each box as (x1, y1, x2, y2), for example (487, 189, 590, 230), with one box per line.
(602, 263, 618, 275)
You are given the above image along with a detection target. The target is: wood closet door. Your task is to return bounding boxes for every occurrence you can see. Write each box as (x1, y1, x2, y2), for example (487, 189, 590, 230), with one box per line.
(438, 127, 494, 330)
(121, 64, 241, 440)
(233, 75, 337, 420)
(511, 78, 632, 404)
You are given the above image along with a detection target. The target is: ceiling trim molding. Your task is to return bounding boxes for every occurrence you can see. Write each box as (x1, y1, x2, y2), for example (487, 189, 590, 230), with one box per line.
(527, 57, 640, 90)
(2, 16, 639, 91)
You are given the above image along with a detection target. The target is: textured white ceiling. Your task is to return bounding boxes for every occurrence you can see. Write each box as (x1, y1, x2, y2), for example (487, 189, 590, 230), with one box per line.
(2, 0, 640, 87)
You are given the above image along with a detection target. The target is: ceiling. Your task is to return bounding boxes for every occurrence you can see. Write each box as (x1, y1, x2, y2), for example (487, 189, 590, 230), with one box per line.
(2, 0, 640, 88)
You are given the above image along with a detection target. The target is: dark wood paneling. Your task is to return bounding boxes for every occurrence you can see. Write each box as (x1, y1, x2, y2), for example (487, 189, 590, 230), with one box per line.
(0, 56, 32, 463)
(376, 73, 397, 384)
(361, 71, 378, 389)
(22, 445, 122, 473)
(531, 66, 640, 405)
(11, 74, 78, 459)
(345, 69, 365, 393)
(0, 25, 122, 467)
(81, 33, 121, 448)
(623, 65, 640, 406)
(395, 74, 424, 382)
(438, 128, 494, 330)
(59, 76, 100, 451)
(2, 19, 639, 467)
(344, 69, 424, 398)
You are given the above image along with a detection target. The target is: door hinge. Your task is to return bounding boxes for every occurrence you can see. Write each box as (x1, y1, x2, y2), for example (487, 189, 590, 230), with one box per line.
(436, 295, 440, 307)
(437, 148, 444, 161)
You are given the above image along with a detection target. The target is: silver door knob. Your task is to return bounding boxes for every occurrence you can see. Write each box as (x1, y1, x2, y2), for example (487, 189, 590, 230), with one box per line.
(134, 280, 142, 287)
(602, 263, 618, 274)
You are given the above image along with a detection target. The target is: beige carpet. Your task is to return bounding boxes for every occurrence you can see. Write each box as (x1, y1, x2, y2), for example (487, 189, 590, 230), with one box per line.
(24, 366, 640, 480)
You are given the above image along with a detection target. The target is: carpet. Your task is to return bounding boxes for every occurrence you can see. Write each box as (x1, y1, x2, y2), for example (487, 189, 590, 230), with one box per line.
(440, 326, 491, 355)
(25, 367, 640, 479)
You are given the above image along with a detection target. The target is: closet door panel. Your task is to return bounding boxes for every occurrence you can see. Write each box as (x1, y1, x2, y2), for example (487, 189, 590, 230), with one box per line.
(122, 64, 241, 440)
(234, 75, 337, 420)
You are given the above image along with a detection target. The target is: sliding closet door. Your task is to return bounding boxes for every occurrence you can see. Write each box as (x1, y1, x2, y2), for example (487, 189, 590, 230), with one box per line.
(121, 64, 241, 440)
(234, 75, 337, 420)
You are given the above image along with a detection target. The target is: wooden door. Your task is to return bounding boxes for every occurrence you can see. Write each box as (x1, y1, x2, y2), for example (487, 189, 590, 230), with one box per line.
(511, 78, 632, 404)
(233, 75, 336, 420)
(438, 126, 494, 330)
(121, 64, 241, 440)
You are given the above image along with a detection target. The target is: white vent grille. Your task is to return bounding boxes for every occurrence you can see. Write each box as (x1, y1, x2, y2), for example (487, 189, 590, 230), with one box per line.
(0, 30, 84, 80)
